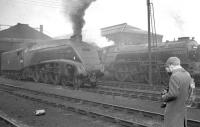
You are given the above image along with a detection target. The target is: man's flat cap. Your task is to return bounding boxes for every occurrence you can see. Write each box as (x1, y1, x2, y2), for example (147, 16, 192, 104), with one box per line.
(165, 57, 181, 66)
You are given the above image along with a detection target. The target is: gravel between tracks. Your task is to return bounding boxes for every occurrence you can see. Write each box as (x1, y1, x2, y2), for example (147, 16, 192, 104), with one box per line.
(0, 90, 118, 127)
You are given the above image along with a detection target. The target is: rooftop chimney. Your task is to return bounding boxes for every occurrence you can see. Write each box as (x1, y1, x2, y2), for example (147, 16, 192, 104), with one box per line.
(178, 37, 190, 41)
(40, 25, 43, 33)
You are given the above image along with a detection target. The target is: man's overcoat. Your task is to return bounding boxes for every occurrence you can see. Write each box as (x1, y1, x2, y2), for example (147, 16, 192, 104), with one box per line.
(162, 68, 192, 127)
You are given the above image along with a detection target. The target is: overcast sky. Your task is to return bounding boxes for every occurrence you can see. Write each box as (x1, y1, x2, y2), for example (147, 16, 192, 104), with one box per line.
(0, 0, 199, 47)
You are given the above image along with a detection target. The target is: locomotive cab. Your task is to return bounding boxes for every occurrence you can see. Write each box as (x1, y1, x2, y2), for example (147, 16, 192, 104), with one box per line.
(185, 38, 199, 61)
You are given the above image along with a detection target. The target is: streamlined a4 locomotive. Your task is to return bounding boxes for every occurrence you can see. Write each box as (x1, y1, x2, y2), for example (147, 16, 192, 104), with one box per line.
(1, 38, 104, 88)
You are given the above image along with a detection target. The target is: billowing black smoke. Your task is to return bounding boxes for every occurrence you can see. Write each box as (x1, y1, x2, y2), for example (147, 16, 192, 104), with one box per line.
(63, 0, 96, 40)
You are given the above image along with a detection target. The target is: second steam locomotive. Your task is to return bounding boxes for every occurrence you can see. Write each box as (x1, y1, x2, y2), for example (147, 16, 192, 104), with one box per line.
(101, 37, 200, 85)
(1, 38, 104, 88)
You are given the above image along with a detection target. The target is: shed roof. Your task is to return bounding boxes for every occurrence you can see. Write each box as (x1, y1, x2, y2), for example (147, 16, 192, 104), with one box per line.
(0, 23, 52, 40)
(101, 23, 162, 36)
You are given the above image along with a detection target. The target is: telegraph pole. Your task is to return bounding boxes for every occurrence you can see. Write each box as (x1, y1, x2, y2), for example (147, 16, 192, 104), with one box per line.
(147, 0, 152, 85)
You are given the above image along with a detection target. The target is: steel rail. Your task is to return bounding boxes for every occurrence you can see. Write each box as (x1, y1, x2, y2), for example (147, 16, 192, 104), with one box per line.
(85, 85, 161, 101)
(0, 110, 32, 127)
(97, 81, 200, 104)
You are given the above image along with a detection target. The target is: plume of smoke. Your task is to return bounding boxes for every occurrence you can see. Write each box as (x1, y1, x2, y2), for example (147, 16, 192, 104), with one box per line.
(62, 0, 96, 37)
(170, 12, 185, 35)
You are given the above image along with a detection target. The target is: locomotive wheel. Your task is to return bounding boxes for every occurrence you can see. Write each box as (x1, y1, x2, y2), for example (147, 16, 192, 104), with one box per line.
(128, 65, 140, 82)
(114, 64, 129, 82)
(60, 76, 69, 86)
(16, 73, 22, 80)
(143, 72, 160, 84)
(129, 73, 140, 82)
(32, 70, 40, 82)
(73, 77, 82, 90)
(90, 82, 97, 88)
(144, 73, 150, 84)
(40, 71, 49, 83)
(49, 73, 60, 85)
(22, 68, 30, 80)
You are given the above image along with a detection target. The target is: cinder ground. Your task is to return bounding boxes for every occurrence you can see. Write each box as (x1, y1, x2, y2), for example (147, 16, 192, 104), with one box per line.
(0, 91, 118, 127)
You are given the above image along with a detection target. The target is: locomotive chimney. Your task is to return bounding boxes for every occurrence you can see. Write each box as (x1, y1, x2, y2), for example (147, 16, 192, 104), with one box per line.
(63, 0, 96, 42)
(70, 34, 82, 42)
(39, 25, 43, 33)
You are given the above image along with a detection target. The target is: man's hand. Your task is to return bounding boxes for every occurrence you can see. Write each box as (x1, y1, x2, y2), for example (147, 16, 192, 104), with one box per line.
(161, 89, 168, 95)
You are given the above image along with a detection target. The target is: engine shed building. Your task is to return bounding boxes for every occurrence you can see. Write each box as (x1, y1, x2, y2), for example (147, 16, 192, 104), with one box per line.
(101, 23, 163, 46)
(0, 23, 52, 53)
(0, 23, 52, 73)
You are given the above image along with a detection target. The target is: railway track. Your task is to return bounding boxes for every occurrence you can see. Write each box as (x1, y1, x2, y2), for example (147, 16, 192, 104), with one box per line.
(84, 85, 161, 101)
(2, 77, 199, 105)
(0, 110, 31, 127)
(0, 83, 160, 127)
(98, 80, 200, 95)
(95, 81, 200, 105)
(53, 83, 161, 102)
(98, 80, 165, 91)
(0, 82, 199, 127)
(0, 77, 199, 110)
(0, 117, 17, 127)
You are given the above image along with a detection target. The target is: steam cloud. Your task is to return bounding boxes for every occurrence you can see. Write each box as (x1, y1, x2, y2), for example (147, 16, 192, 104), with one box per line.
(63, 0, 96, 37)
(171, 13, 185, 35)
(83, 29, 114, 48)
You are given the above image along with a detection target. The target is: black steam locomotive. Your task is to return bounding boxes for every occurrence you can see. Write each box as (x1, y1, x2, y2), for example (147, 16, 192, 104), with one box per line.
(1, 38, 104, 88)
(101, 37, 200, 85)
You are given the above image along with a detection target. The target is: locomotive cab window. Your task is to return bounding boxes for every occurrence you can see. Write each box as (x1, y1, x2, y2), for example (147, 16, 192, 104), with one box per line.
(188, 45, 199, 61)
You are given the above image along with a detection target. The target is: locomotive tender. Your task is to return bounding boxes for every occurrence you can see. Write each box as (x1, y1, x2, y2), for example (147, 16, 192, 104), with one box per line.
(1, 38, 104, 88)
(101, 37, 200, 85)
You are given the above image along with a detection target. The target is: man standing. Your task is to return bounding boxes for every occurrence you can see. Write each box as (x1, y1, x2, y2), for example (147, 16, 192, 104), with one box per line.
(162, 57, 192, 127)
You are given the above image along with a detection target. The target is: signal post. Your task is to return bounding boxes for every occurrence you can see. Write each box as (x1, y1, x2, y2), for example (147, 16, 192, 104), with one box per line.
(147, 0, 152, 85)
